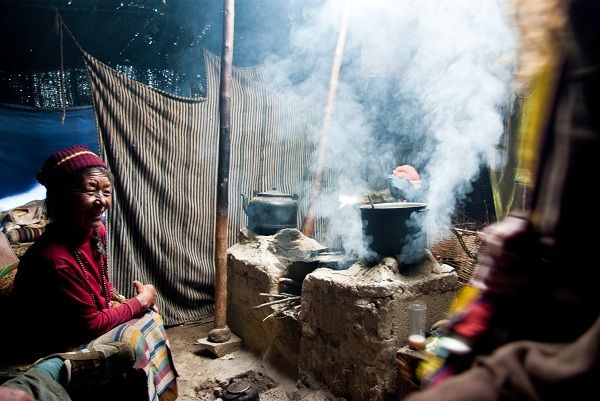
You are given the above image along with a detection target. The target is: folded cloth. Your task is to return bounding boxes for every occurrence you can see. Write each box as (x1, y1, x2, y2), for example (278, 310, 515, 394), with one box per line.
(6, 227, 44, 244)
(1, 201, 45, 226)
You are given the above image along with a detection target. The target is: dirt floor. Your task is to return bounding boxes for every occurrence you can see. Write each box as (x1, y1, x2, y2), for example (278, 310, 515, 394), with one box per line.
(166, 318, 344, 401)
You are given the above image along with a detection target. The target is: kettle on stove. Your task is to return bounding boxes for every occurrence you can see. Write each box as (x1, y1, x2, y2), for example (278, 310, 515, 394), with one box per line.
(241, 188, 299, 235)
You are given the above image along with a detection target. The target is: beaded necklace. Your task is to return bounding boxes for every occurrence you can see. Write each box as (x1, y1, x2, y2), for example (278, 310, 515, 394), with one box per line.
(73, 245, 109, 310)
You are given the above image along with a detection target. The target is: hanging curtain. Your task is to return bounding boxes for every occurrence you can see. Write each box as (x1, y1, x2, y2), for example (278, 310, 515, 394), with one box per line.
(84, 49, 323, 325)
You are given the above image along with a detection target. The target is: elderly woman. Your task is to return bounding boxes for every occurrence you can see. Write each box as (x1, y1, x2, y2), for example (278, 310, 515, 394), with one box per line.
(7, 145, 177, 401)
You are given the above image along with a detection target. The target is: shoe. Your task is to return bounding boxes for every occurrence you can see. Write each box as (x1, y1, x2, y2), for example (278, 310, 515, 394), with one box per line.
(36, 341, 135, 388)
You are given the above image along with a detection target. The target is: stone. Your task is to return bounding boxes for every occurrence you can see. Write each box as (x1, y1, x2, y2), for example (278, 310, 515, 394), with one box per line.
(196, 333, 242, 358)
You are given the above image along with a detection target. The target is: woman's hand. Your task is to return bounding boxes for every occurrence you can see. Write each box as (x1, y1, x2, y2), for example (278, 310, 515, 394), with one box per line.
(133, 280, 159, 312)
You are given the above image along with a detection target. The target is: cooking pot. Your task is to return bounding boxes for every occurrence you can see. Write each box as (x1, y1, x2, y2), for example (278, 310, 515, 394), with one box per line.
(359, 202, 427, 262)
(241, 189, 299, 235)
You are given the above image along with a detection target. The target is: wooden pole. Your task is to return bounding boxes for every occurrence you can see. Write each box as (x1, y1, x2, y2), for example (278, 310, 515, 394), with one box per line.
(302, 0, 351, 237)
(208, 0, 235, 343)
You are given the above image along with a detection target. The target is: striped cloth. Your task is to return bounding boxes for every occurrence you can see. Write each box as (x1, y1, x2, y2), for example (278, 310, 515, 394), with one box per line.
(81, 310, 178, 401)
(6, 227, 44, 244)
(84, 49, 332, 325)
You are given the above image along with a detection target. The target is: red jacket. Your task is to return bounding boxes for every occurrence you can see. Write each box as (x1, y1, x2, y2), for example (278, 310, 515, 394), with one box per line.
(7, 222, 144, 362)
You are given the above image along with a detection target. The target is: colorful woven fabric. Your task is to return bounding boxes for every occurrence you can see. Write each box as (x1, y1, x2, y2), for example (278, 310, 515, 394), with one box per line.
(81, 310, 178, 401)
(0, 262, 18, 297)
(6, 227, 44, 244)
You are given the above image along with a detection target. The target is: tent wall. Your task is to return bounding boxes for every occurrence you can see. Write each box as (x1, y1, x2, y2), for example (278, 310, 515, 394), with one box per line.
(0, 104, 98, 199)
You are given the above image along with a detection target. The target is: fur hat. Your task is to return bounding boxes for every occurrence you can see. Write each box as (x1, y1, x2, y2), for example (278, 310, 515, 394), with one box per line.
(37, 144, 109, 187)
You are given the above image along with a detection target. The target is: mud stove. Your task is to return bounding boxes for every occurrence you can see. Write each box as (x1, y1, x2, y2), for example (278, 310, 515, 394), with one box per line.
(227, 228, 458, 401)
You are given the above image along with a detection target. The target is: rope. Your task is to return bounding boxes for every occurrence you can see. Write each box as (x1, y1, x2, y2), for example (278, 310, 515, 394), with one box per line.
(450, 228, 478, 260)
(55, 9, 67, 124)
(54, 11, 87, 55)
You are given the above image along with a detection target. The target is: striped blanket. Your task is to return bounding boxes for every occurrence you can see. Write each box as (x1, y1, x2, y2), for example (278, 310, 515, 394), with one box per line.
(80, 310, 178, 401)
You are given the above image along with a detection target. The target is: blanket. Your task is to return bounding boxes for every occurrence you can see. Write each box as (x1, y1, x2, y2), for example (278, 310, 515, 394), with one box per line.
(81, 310, 178, 401)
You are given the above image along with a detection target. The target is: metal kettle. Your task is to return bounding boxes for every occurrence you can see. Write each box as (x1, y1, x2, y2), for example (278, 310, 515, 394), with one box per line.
(241, 189, 299, 235)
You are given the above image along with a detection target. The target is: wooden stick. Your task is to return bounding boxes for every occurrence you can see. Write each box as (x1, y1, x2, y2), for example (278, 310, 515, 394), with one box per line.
(258, 293, 289, 298)
(262, 312, 278, 322)
(262, 303, 302, 321)
(302, 0, 352, 237)
(209, 0, 235, 343)
(253, 296, 300, 309)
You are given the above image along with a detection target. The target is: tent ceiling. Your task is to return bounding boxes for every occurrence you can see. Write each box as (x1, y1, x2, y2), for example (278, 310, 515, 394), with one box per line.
(0, 0, 298, 72)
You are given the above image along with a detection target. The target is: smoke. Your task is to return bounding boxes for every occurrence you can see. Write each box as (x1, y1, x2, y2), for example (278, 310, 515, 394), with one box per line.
(264, 0, 517, 257)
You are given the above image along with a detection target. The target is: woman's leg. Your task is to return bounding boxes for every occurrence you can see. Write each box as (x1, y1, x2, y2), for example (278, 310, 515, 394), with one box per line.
(83, 311, 178, 401)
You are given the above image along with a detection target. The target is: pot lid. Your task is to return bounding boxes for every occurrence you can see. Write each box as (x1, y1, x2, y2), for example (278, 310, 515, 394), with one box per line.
(226, 381, 251, 394)
(359, 202, 427, 209)
(254, 188, 295, 198)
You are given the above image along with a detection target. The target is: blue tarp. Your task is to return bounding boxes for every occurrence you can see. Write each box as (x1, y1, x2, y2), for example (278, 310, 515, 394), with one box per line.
(0, 104, 98, 206)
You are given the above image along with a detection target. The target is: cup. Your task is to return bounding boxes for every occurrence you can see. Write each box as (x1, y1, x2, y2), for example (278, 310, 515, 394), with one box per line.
(408, 300, 427, 350)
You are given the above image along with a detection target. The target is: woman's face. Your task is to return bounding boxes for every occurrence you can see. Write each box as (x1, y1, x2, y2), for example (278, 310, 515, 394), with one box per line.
(66, 170, 113, 231)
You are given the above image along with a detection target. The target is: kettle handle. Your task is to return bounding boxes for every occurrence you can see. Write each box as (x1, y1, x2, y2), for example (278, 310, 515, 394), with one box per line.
(241, 193, 249, 215)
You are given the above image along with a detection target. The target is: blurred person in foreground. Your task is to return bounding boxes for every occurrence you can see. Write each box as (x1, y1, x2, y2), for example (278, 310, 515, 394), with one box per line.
(404, 0, 599, 400)
(3, 145, 178, 401)
(0, 342, 134, 401)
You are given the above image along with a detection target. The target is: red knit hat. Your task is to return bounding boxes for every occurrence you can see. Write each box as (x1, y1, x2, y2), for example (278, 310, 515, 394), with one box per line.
(37, 144, 109, 187)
